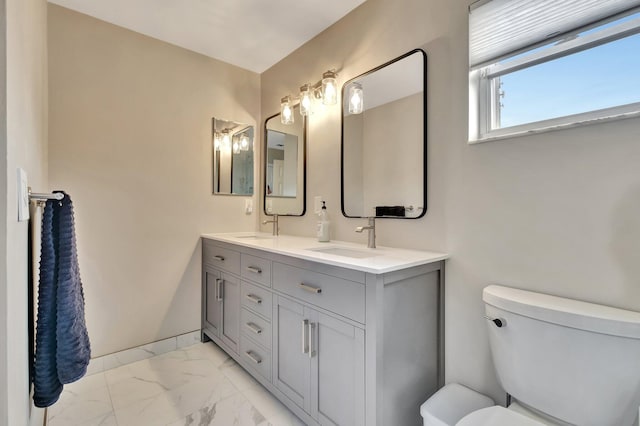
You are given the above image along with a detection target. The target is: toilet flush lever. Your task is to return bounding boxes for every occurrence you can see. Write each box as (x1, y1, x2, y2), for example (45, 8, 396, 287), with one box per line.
(484, 316, 506, 328)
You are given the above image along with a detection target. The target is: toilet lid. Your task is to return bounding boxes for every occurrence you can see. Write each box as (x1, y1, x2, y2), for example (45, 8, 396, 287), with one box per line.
(456, 406, 544, 426)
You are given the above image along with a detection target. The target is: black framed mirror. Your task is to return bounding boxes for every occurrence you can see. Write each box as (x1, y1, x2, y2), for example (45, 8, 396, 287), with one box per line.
(341, 49, 427, 219)
(263, 105, 307, 216)
(212, 117, 254, 196)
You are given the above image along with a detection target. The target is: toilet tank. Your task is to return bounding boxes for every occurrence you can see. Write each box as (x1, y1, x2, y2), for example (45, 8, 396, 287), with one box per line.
(483, 285, 640, 426)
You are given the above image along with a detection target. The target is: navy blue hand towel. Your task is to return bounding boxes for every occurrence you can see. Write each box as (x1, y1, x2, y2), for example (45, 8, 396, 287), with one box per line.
(33, 192, 91, 407)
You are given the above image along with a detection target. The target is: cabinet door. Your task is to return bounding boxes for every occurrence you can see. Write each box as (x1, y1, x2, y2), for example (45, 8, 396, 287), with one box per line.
(273, 296, 311, 412)
(204, 269, 222, 337)
(310, 311, 365, 426)
(220, 272, 240, 353)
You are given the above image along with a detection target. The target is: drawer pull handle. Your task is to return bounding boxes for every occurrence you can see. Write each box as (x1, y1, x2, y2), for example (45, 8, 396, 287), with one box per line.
(216, 279, 224, 301)
(213, 255, 225, 262)
(246, 322, 262, 334)
(245, 294, 262, 304)
(246, 266, 262, 274)
(301, 319, 309, 354)
(308, 321, 316, 359)
(299, 283, 322, 294)
(245, 350, 262, 365)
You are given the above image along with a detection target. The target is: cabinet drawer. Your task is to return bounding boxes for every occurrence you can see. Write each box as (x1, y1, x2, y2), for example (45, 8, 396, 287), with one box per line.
(203, 240, 240, 274)
(240, 254, 272, 287)
(241, 281, 273, 320)
(240, 308, 271, 350)
(273, 262, 365, 323)
(239, 335, 271, 381)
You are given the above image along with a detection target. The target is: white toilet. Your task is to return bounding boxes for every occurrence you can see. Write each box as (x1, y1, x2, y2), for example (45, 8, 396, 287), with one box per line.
(423, 284, 640, 426)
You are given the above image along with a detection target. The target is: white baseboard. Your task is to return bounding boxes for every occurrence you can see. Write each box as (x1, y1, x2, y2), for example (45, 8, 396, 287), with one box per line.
(85, 330, 201, 376)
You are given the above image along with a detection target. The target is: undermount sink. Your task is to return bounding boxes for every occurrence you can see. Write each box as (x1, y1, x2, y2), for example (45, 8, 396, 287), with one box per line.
(307, 246, 380, 259)
(233, 234, 273, 240)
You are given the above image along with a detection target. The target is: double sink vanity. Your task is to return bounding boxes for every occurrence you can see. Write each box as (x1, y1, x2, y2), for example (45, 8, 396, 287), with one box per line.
(201, 233, 447, 426)
(204, 48, 444, 425)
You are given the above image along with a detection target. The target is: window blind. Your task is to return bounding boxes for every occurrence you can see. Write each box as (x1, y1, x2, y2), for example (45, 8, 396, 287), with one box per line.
(469, 0, 640, 68)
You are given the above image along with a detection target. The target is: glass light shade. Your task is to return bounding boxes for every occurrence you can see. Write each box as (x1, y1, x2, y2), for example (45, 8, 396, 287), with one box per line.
(348, 83, 364, 114)
(281, 96, 294, 125)
(222, 131, 231, 149)
(322, 70, 337, 105)
(240, 134, 250, 151)
(299, 84, 311, 116)
(232, 140, 240, 154)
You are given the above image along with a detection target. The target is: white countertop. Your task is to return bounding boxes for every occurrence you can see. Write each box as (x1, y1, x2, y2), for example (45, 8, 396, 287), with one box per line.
(201, 232, 448, 274)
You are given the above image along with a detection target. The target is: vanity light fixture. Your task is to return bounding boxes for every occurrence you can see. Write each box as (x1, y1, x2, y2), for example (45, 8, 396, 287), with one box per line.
(299, 84, 312, 116)
(321, 70, 338, 105)
(281, 96, 294, 125)
(232, 139, 240, 154)
(240, 133, 250, 151)
(348, 82, 364, 114)
(214, 133, 221, 151)
(280, 69, 339, 123)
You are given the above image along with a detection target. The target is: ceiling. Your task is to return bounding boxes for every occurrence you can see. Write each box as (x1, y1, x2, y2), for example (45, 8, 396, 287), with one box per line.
(48, 0, 367, 73)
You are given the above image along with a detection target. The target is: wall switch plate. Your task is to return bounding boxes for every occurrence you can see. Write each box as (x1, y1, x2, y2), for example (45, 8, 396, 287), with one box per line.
(245, 199, 253, 214)
(17, 168, 30, 222)
(314, 196, 323, 214)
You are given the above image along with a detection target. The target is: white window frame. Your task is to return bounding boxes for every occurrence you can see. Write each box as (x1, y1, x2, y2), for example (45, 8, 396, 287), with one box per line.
(469, 11, 640, 144)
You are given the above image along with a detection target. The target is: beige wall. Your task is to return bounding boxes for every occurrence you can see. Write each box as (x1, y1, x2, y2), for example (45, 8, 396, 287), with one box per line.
(261, 0, 640, 402)
(2, 0, 49, 423)
(48, 5, 261, 357)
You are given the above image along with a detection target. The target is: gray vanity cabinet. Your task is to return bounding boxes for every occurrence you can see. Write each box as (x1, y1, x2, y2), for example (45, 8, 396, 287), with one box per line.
(203, 269, 240, 353)
(219, 273, 240, 352)
(273, 296, 365, 426)
(203, 269, 222, 337)
(202, 240, 242, 354)
(273, 296, 312, 412)
(311, 310, 365, 426)
(202, 237, 445, 426)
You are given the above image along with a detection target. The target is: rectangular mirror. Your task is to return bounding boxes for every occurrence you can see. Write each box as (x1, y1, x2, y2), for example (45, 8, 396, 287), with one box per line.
(341, 49, 427, 219)
(264, 106, 306, 216)
(212, 118, 254, 196)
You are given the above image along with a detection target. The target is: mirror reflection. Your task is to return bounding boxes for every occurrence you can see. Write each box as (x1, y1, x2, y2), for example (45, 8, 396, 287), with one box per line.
(264, 106, 306, 216)
(212, 118, 254, 196)
(341, 49, 426, 219)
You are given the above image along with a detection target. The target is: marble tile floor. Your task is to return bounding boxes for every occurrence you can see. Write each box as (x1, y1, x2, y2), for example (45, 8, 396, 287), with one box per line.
(46, 342, 306, 426)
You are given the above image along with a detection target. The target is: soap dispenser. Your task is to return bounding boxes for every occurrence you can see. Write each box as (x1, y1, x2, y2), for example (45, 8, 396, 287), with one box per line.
(317, 201, 330, 242)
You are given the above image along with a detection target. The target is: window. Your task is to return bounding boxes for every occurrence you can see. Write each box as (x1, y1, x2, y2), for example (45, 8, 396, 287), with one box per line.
(469, 0, 640, 142)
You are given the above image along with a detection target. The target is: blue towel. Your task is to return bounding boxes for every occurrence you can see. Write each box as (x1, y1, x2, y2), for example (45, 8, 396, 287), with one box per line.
(33, 192, 91, 407)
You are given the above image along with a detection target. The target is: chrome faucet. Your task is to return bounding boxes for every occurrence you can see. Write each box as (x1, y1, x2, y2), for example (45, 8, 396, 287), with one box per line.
(355, 217, 376, 248)
(262, 214, 279, 236)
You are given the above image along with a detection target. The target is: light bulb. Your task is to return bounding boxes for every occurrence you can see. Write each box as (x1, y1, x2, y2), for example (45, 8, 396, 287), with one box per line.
(322, 70, 337, 105)
(232, 141, 240, 154)
(299, 84, 311, 116)
(348, 82, 363, 114)
(222, 131, 231, 149)
(281, 96, 294, 125)
(240, 134, 250, 151)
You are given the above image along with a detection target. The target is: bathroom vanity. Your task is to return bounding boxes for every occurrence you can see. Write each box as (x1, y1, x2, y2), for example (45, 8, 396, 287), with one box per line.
(201, 232, 447, 426)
